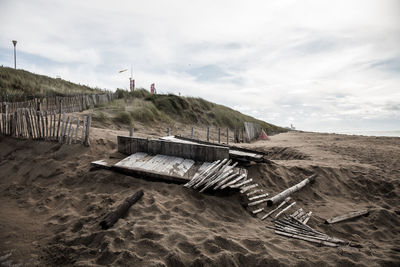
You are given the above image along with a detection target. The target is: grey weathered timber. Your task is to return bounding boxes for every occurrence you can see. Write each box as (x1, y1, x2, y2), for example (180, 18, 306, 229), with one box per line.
(247, 189, 263, 196)
(59, 113, 66, 143)
(207, 126, 210, 142)
(248, 193, 269, 201)
(240, 184, 258, 194)
(81, 115, 86, 143)
(230, 178, 253, 188)
(261, 197, 291, 220)
(226, 128, 229, 145)
(275, 202, 296, 218)
(67, 116, 75, 143)
(218, 128, 221, 143)
(191, 127, 194, 138)
(267, 174, 317, 206)
(325, 209, 369, 224)
(100, 190, 143, 230)
(118, 136, 229, 162)
(84, 114, 91, 146)
(220, 174, 246, 189)
(129, 127, 133, 137)
(302, 211, 312, 224)
(74, 117, 80, 143)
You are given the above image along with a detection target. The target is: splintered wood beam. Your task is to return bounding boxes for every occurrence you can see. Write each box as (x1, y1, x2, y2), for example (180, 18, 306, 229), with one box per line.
(99, 190, 144, 230)
(267, 174, 317, 206)
(325, 209, 369, 224)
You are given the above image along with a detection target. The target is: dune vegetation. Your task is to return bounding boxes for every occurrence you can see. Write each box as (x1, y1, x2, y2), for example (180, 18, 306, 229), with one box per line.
(93, 89, 286, 134)
(0, 66, 104, 100)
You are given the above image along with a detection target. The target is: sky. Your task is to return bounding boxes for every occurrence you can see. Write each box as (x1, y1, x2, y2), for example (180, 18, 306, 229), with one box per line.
(0, 0, 399, 132)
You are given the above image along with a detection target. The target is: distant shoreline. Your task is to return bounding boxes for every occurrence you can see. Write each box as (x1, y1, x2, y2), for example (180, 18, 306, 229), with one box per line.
(324, 130, 400, 137)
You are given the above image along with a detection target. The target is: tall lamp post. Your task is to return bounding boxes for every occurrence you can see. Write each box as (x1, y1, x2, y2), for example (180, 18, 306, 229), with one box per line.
(12, 40, 17, 69)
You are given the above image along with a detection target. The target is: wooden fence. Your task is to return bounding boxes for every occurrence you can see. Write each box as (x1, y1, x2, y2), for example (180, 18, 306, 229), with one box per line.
(0, 108, 92, 146)
(1, 93, 115, 114)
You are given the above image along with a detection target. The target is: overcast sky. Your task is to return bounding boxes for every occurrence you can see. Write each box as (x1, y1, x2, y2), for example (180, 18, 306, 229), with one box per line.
(1, 0, 399, 132)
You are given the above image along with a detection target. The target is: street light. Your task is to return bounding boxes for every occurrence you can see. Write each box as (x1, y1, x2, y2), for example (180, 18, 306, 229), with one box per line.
(12, 40, 17, 69)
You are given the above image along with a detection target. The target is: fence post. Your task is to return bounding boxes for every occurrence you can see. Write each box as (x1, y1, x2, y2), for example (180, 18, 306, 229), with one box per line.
(191, 127, 194, 138)
(129, 127, 133, 137)
(226, 128, 229, 145)
(207, 126, 210, 142)
(84, 114, 91, 146)
(218, 128, 221, 143)
(167, 127, 170, 136)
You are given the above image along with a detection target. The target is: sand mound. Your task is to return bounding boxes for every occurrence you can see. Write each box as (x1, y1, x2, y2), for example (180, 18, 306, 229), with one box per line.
(0, 131, 399, 266)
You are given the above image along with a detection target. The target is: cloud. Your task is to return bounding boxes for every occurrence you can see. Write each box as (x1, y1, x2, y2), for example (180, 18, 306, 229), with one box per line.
(0, 0, 399, 132)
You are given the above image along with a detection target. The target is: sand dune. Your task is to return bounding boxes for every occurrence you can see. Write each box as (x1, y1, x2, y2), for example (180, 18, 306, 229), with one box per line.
(0, 130, 399, 266)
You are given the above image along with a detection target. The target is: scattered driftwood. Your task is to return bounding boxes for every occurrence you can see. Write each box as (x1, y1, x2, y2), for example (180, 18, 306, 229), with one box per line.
(261, 197, 291, 220)
(99, 190, 144, 230)
(325, 209, 369, 224)
(269, 216, 360, 248)
(267, 174, 317, 206)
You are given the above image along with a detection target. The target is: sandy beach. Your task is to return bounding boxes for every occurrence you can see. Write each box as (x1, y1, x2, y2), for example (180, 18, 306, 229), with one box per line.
(0, 129, 399, 266)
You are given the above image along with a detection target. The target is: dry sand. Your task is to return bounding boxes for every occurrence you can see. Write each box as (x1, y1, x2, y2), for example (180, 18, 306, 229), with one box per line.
(0, 129, 399, 266)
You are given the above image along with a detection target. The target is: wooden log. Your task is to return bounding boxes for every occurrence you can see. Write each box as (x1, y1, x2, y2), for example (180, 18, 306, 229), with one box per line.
(325, 209, 369, 224)
(99, 190, 144, 230)
(261, 197, 291, 221)
(84, 114, 91, 146)
(213, 172, 239, 190)
(274, 230, 338, 247)
(192, 159, 228, 189)
(266, 174, 317, 206)
(220, 174, 246, 189)
(199, 169, 234, 192)
(250, 207, 263, 215)
(230, 178, 253, 188)
(247, 196, 268, 206)
(246, 189, 263, 196)
(184, 160, 220, 188)
(275, 201, 296, 219)
(240, 184, 258, 194)
(248, 193, 269, 201)
(203, 162, 237, 188)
